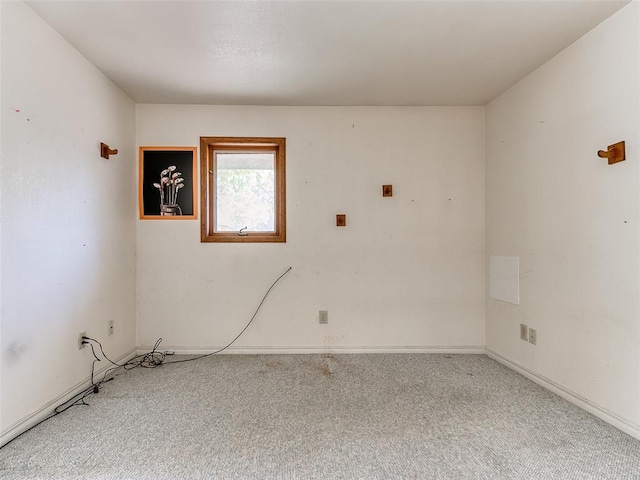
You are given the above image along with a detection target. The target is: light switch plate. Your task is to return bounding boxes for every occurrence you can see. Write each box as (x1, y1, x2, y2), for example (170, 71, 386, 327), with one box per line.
(520, 324, 528, 341)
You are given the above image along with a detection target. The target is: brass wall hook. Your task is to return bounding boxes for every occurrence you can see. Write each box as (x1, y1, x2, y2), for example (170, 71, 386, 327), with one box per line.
(100, 142, 119, 159)
(597, 141, 625, 165)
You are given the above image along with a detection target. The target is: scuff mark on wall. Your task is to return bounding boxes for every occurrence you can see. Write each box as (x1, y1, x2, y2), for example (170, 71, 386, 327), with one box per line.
(4, 342, 27, 365)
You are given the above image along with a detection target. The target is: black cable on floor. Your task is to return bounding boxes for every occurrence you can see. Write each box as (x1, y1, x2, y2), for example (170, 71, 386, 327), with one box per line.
(164, 265, 293, 364)
(91, 265, 293, 376)
(0, 266, 292, 451)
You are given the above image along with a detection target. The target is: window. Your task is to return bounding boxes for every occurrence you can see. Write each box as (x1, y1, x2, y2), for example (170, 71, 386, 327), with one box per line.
(200, 137, 286, 242)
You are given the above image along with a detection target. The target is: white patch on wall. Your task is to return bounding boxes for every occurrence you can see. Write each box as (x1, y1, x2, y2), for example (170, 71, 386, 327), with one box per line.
(489, 256, 520, 305)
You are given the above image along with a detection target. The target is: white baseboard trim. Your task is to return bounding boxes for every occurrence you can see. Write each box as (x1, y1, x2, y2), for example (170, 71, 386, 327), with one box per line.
(0, 347, 138, 448)
(486, 348, 640, 441)
(137, 345, 486, 355)
(6, 345, 636, 446)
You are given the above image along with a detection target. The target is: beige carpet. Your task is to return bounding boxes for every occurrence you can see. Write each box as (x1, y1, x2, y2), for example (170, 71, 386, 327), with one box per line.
(1, 354, 639, 479)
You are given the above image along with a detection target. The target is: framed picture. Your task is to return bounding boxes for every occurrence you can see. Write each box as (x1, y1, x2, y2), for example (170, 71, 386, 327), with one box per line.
(139, 146, 198, 219)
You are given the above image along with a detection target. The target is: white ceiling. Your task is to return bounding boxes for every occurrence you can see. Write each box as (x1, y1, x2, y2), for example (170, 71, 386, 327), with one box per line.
(27, 0, 630, 106)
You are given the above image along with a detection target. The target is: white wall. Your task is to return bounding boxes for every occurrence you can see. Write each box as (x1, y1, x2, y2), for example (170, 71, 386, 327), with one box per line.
(486, 1, 640, 434)
(1, 2, 137, 437)
(136, 106, 485, 352)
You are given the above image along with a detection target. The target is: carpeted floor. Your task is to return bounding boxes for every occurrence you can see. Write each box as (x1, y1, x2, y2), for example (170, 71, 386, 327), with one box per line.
(1, 354, 639, 479)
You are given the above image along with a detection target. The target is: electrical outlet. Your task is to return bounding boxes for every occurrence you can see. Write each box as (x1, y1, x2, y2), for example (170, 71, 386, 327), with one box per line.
(319, 310, 328, 324)
(108, 320, 114, 336)
(78, 331, 87, 349)
(529, 328, 537, 345)
(520, 324, 528, 341)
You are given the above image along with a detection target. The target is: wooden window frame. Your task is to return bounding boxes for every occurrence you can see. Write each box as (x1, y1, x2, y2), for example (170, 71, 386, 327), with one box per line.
(200, 137, 286, 243)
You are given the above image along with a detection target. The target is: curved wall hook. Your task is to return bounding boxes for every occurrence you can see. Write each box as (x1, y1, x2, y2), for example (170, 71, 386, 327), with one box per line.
(597, 141, 625, 165)
(100, 142, 119, 159)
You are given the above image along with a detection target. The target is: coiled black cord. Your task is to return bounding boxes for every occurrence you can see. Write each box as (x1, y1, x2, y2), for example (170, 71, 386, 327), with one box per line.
(0, 266, 292, 450)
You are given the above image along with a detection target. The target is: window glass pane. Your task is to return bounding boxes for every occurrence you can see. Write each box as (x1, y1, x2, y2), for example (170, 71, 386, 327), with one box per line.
(215, 152, 275, 232)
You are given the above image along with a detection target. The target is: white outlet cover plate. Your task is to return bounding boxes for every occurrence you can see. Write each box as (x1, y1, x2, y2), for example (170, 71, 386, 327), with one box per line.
(489, 255, 520, 305)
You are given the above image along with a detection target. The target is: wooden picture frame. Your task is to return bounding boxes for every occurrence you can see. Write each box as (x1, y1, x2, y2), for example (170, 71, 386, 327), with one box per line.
(139, 146, 198, 219)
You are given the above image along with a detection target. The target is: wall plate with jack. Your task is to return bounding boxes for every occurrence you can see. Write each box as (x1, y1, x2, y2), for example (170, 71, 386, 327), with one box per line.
(78, 331, 87, 349)
(520, 324, 528, 341)
(529, 328, 537, 345)
(108, 320, 114, 336)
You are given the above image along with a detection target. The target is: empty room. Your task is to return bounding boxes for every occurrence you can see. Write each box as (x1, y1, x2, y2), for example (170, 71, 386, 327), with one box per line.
(1, 0, 639, 478)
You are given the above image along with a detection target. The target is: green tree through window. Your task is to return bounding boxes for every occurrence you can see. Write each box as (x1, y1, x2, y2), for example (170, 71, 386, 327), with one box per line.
(201, 137, 286, 243)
